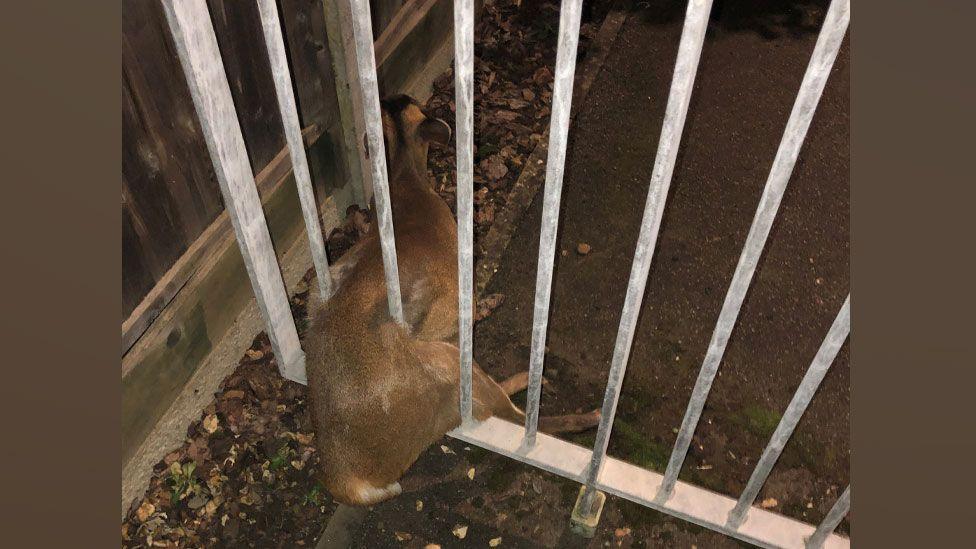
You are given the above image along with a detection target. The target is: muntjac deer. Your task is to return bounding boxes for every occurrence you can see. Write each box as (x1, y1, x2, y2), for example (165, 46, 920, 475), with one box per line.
(304, 95, 599, 506)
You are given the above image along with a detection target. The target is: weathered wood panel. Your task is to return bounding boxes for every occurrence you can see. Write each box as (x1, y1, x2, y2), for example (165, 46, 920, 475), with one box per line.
(371, 0, 404, 37)
(122, 0, 339, 318)
(279, 0, 341, 129)
(206, 0, 286, 172)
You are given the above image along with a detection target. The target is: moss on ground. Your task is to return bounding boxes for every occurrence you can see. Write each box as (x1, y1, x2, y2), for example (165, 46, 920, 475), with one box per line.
(735, 404, 782, 439)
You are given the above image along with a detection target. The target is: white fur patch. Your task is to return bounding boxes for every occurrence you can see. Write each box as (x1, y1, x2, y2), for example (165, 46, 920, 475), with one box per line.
(354, 480, 402, 505)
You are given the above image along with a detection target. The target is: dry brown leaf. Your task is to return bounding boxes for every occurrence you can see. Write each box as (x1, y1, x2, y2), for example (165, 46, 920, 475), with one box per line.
(245, 349, 264, 360)
(187, 436, 210, 464)
(489, 537, 503, 547)
(467, 467, 476, 480)
(202, 414, 219, 434)
(394, 531, 412, 542)
(136, 501, 155, 523)
(760, 497, 779, 509)
(476, 204, 495, 226)
(452, 524, 468, 539)
(615, 527, 631, 538)
(475, 293, 505, 322)
(480, 155, 509, 181)
(577, 243, 591, 255)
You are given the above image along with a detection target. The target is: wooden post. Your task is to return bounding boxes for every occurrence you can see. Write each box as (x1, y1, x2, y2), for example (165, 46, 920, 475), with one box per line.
(322, 0, 375, 206)
(162, 0, 306, 383)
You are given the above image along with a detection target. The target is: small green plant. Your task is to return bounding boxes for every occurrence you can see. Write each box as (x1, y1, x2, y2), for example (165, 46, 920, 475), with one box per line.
(269, 445, 291, 472)
(303, 483, 323, 506)
(168, 461, 203, 505)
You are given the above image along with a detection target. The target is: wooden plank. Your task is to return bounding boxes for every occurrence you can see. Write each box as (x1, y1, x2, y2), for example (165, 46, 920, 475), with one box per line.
(371, 0, 403, 37)
(206, 0, 286, 172)
(122, 202, 159, 319)
(122, 125, 324, 356)
(162, 0, 305, 382)
(122, 131, 351, 462)
(374, 0, 439, 69)
(375, 0, 456, 96)
(322, 0, 374, 205)
(278, 0, 341, 129)
(122, 0, 225, 316)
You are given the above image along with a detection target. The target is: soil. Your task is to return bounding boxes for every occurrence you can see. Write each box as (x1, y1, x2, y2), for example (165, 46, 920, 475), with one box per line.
(122, 1, 850, 547)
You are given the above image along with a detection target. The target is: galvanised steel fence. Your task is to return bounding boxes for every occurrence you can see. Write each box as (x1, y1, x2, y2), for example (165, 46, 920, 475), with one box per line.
(162, 0, 851, 546)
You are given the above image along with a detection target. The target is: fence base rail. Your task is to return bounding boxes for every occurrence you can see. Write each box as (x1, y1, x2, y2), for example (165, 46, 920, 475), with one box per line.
(449, 417, 849, 549)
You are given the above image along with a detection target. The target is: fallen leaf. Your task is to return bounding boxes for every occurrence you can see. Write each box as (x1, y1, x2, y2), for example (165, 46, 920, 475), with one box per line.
(440, 445, 455, 455)
(136, 501, 155, 523)
(245, 349, 264, 360)
(222, 389, 245, 400)
(424, 545, 441, 549)
(187, 494, 207, 510)
(522, 89, 535, 101)
(294, 432, 314, 446)
(475, 293, 505, 322)
(489, 537, 503, 547)
(163, 449, 182, 465)
(615, 527, 631, 538)
(480, 155, 509, 181)
(187, 436, 210, 463)
(475, 203, 495, 226)
(453, 524, 468, 539)
(202, 414, 219, 434)
(416, 500, 424, 511)
(394, 531, 413, 542)
(577, 243, 591, 255)
(467, 467, 476, 480)
(760, 497, 778, 509)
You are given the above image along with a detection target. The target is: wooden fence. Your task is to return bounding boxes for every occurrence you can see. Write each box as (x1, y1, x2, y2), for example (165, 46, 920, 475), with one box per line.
(121, 0, 456, 471)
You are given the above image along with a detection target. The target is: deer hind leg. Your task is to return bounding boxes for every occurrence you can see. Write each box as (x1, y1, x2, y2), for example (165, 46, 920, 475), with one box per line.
(497, 371, 529, 396)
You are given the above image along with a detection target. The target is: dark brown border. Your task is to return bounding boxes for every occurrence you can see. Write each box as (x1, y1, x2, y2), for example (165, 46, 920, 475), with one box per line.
(852, 0, 976, 546)
(0, 1, 118, 545)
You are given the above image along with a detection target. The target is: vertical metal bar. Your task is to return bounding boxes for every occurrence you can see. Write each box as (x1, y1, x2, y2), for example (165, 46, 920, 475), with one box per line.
(806, 485, 851, 548)
(657, 0, 850, 502)
(455, 0, 475, 424)
(726, 296, 851, 529)
(347, 0, 404, 324)
(580, 0, 713, 508)
(162, 0, 306, 383)
(523, 0, 586, 444)
(256, 0, 333, 301)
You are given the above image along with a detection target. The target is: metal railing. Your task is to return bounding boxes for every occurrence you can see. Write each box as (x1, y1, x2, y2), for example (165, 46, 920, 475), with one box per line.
(162, 0, 852, 547)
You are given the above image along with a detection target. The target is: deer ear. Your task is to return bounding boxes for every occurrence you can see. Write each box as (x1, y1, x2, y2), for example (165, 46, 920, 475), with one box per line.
(418, 117, 451, 145)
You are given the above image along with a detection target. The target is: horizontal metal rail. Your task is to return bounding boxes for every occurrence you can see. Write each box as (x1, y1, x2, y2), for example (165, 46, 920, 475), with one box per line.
(447, 418, 849, 549)
(580, 0, 713, 511)
(348, 0, 405, 324)
(162, 0, 306, 383)
(726, 296, 851, 529)
(657, 0, 851, 502)
(256, 0, 333, 303)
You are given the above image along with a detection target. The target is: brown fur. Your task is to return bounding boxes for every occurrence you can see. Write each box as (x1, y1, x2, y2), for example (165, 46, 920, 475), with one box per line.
(304, 95, 599, 506)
